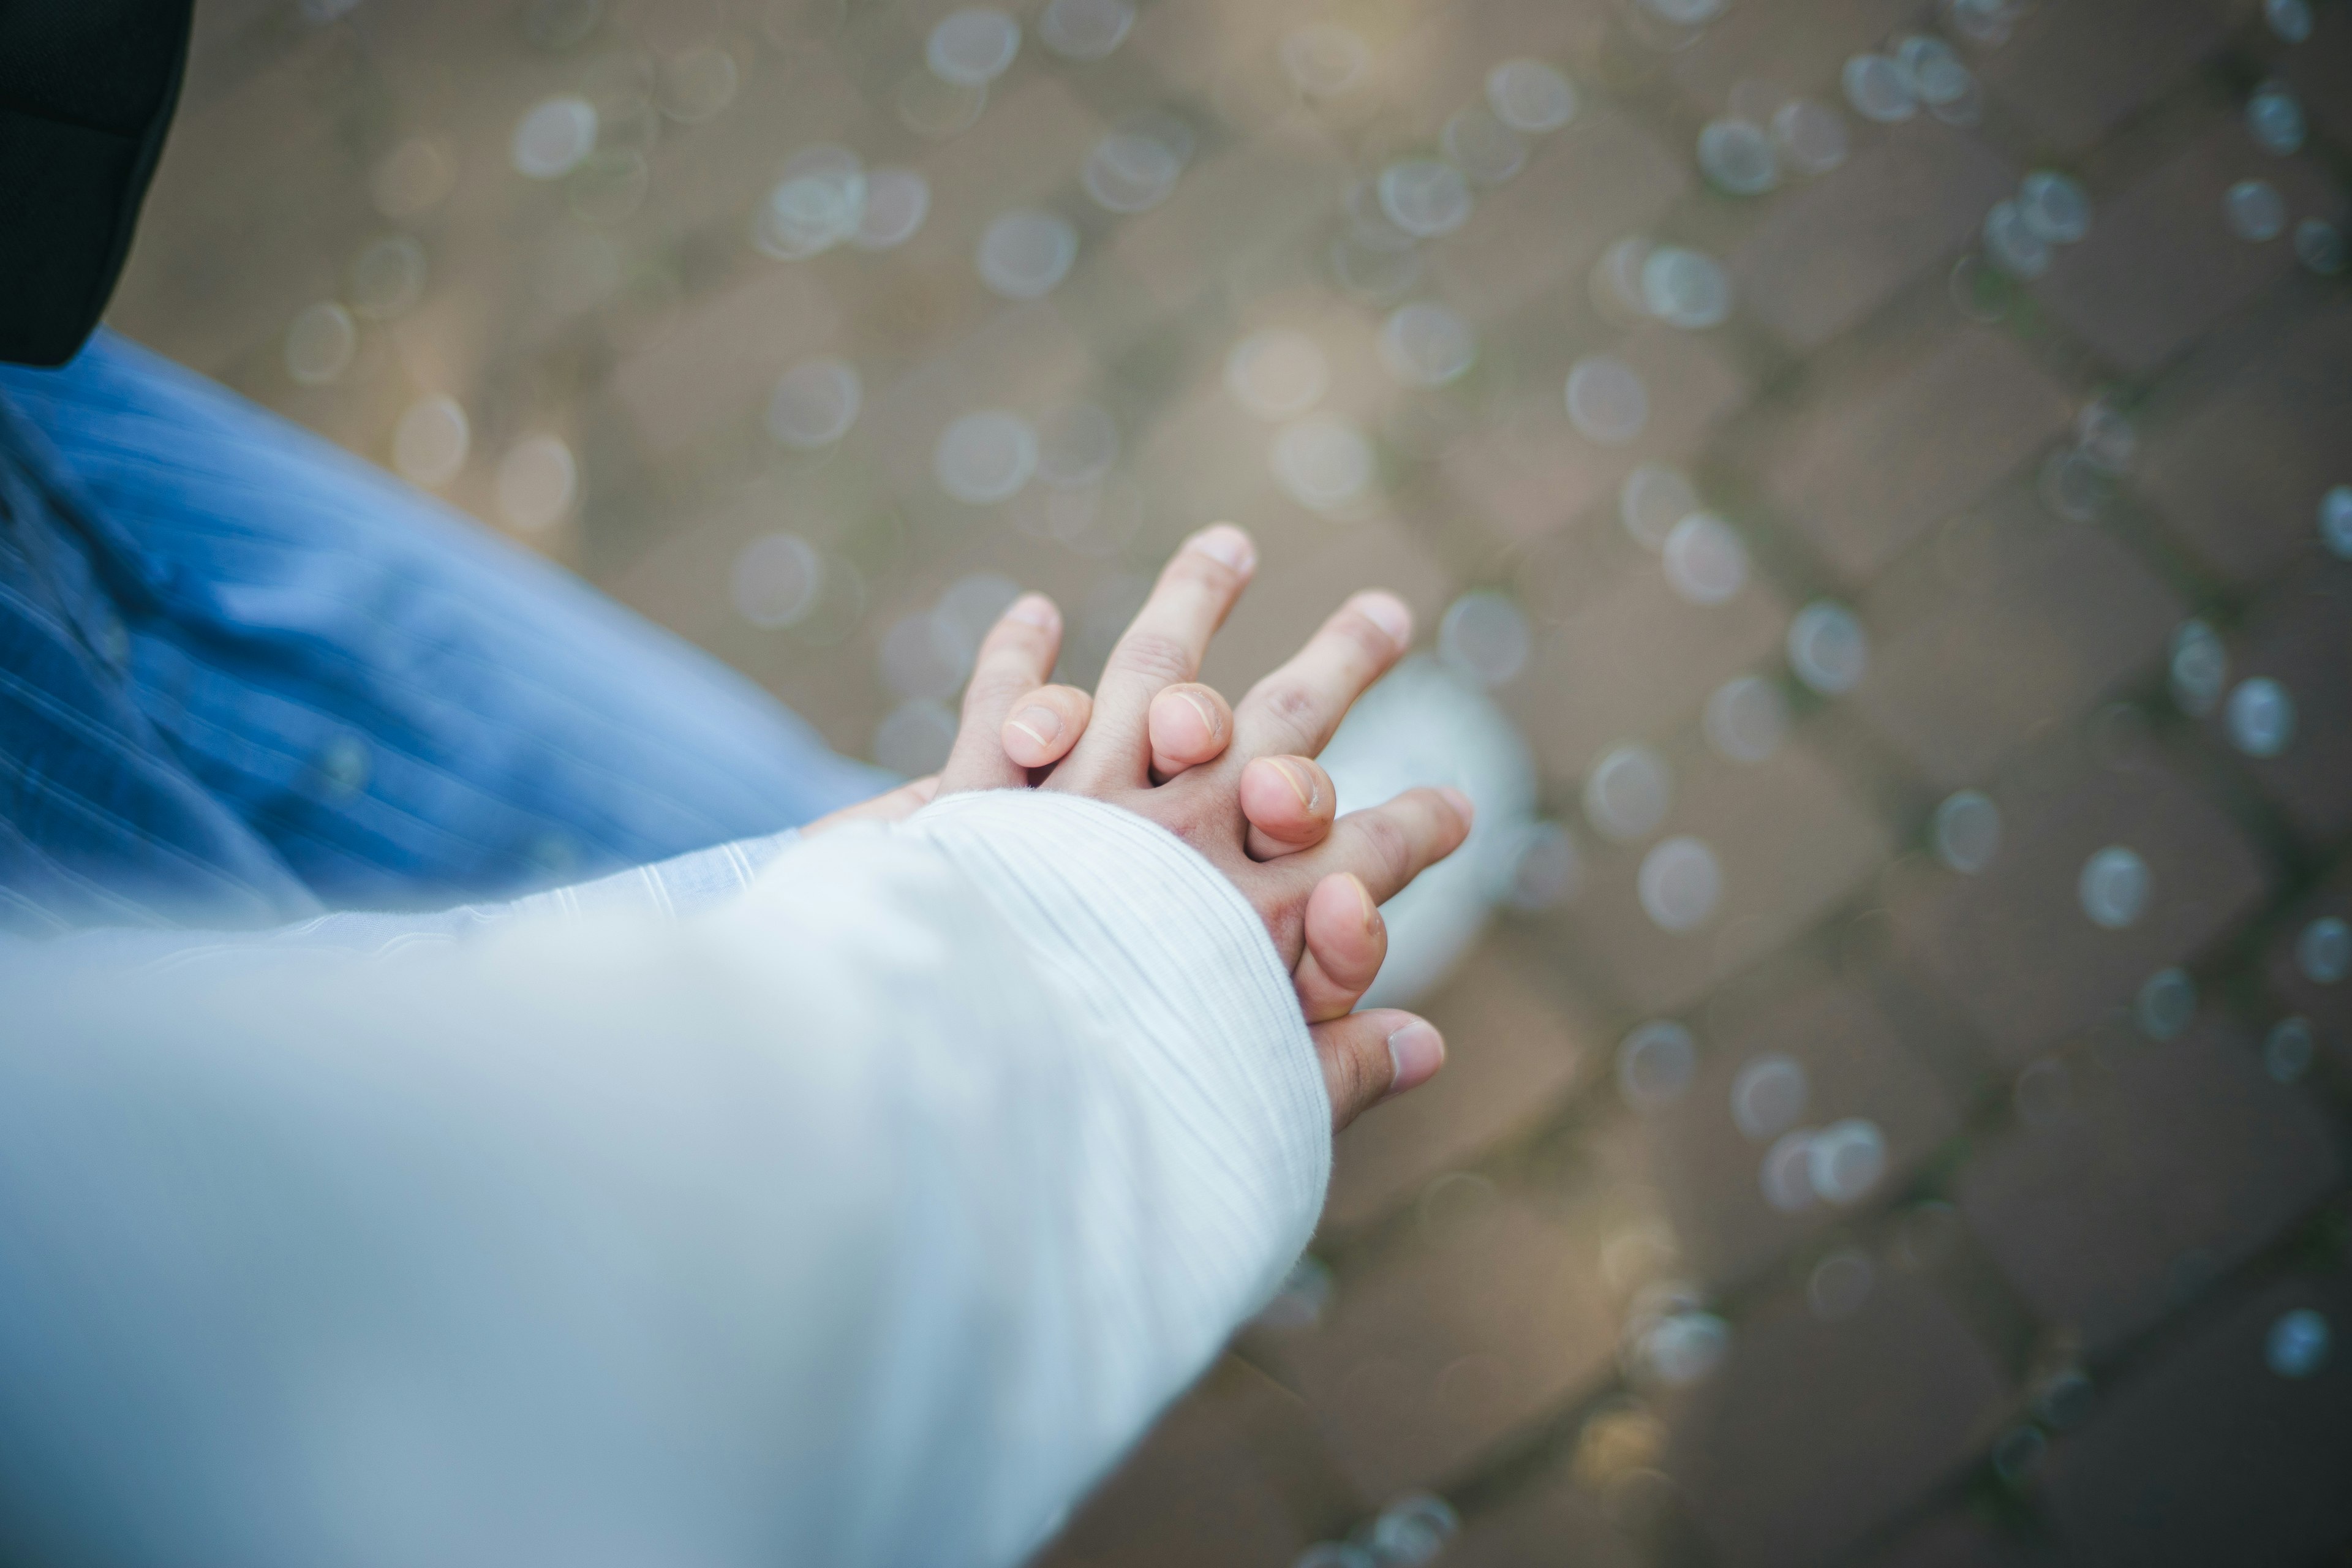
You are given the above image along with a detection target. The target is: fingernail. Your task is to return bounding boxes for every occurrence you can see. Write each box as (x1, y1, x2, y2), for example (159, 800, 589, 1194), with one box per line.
(1175, 688, 1223, 742)
(1355, 591, 1412, 649)
(1387, 1022, 1445, 1096)
(1354, 875, 1381, 932)
(1439, 785, 1476, 827)
(1272, 756, 1321, 812)
(1008, 706, 1063, 747)
(1008, 593, 1058, 629)
(1189, 523, 1256, 575)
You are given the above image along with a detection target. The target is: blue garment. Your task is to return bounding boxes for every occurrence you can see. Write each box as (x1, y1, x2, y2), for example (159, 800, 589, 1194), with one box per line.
(0, 330, 886, 933)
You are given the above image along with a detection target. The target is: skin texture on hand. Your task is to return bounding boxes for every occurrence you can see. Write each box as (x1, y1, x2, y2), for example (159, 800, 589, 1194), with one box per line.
(803, 774, 943, 835)
(807, 524, 1469, 1130)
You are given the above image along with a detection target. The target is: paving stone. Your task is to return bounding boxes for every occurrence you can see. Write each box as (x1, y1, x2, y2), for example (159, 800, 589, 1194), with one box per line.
(2279, 0, 2352, 148)
(1120, 0, 1264, 99)
(1664, 1267, 2011, 1568)
(1603, 974, 1965, 1289)
(1970, 0, 2247, 154)
(97, 1, 2352, 1558)
(1257, 1187, 1623, 1501)
(607, 475, 1134, 760)
(1854, 493, 2185, 790)
(1855, 1510, 2051, 1568)
(1131, 379, 1299, 538)
(916, 74, 1107, 233)
(607, 266, 845, 458)
(1441, 322, 1749, 547)
(1433, 407, 1610, 550)
(1547, 742, 1893, 1017)
(2261, 865, 2352, 1082)
(111, 50, 432, 372)
(1668, 0, 1923, 117)
(1729, 123, 2018, 357)
(1128, 304, 1393, 537)
(2132, 298, 2352, 586)
(2199, 563, 2352, 842)
(2031, 118, 2339, 375)
(1109, 113, 1348, 311)
(1037, 1355, 1339, 1568)
(1956, 1019, 2343, 1354)
(862, 301, 1100, 511)
(1197, 513, 1458, 699)
(1444, 1452, 1656, 1568)
(1382, 0, 1605, 141)
(1497, 552, 1790, 790)
(1430, 106, 1689, 330)
(603, 496, 888, 760)
(1752, 322, 2075, 582)
(1890, 747, 2272, 1064)
(1326, 934, 1600, 1233)
(2038, 1263, 2352, 1568)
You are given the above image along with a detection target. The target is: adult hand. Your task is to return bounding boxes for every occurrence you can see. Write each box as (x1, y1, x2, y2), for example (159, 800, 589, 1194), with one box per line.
(816, 559, 1357, 843)
(1017, 524, 1471, 1132)
(806, 530, 1468, 1131)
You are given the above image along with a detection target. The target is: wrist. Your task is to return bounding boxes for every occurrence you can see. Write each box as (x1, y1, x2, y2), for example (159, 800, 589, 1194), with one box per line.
(905, 790, 1331, 1303)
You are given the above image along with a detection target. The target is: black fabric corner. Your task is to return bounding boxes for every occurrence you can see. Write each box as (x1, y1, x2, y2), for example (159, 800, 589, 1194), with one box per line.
(0, 0, 195, 368)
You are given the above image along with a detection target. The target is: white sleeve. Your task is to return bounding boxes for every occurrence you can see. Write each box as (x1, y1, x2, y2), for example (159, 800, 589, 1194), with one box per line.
(0, 789, 1329, 1568)
(26, 827, 805, 967)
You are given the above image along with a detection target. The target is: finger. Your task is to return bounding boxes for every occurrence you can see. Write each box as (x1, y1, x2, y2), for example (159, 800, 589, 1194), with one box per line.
(1308, 785, 1475, 905)
(1064, 524, 1256, 783)
(1147, 682, 1235, 778)
(803, 775, 940, 836)
(1240, 755, 1337, 858)
(1002, 685, 1095, 771)
(1295, 873, 1386, 1022)
(938, 593, 1063, 793)
(1310, 1008, 1444, 1131)
(1234, 590, 1412, 761)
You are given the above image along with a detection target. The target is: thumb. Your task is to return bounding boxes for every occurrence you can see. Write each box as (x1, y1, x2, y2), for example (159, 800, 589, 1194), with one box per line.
(1310, 1008, 1444, 1132)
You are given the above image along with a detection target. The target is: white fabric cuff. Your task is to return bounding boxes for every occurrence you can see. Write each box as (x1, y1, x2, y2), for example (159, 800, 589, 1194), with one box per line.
(905, 789, 1331, 1328)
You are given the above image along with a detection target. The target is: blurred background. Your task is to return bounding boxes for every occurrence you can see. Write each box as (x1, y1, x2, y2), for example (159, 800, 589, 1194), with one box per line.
(111, 0, 2352, 1562)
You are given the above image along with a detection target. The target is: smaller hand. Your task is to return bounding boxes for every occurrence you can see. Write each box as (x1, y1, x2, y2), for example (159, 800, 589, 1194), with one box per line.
(802, 548, 1462, 1133)
(817, 583, 1341, 849)
(805, 595, 1096, 836)
(802, 774, 943, 836)
(1025, 524, 1471, 1132)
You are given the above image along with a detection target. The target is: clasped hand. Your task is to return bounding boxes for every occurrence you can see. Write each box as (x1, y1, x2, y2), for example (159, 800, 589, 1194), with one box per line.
(814, 524, 1472, 1132)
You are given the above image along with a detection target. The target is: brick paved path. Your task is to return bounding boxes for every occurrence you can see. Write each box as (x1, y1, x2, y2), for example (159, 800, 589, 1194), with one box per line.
(113, 0, 2352, 1561)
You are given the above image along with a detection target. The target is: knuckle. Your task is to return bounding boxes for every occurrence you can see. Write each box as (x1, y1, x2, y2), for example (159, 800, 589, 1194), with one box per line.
(1355, 814, 1411, 884)
(960, 665, 1031, 717)
(1336, 1025, 1382, 1107)
(1321, 1026, 1361, 1106)
(1257, 679, 1320, 734)
(1362, 1024, 1396, 1097)
(967, 633, 1047, 691)
(1111, 629, 1195, 688)
(1050, 755, 1109, 794)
